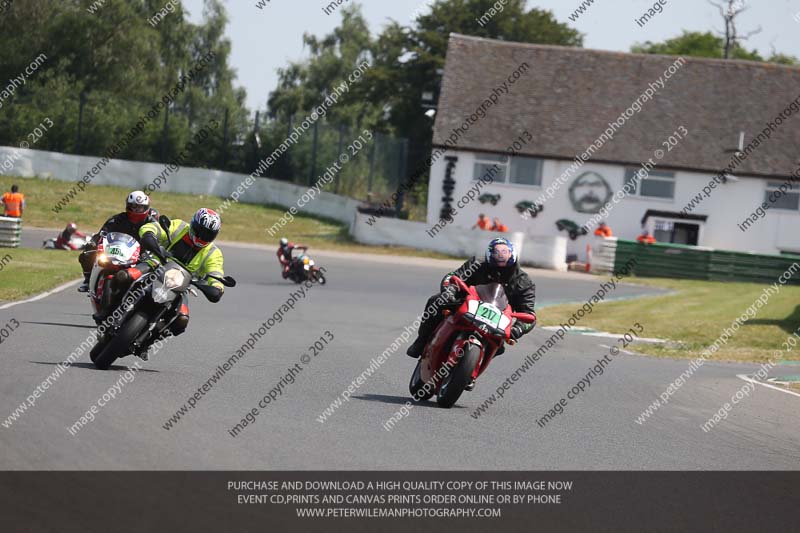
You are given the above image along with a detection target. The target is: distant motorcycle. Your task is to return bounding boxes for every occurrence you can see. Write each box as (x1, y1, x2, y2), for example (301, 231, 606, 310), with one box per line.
(409, 276, 536, 408)
(287, 253, 326, 285)
(43, 227, 91, 250)
(88, 232, 142, 324)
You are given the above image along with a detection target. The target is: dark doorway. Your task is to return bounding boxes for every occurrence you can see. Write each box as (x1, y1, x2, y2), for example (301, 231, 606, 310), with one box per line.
(672, 223, 699, 245)
(654, 222, 699, 245)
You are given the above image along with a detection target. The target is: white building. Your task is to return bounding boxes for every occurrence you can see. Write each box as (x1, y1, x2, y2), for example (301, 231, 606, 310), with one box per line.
(427, 34, 800, 259)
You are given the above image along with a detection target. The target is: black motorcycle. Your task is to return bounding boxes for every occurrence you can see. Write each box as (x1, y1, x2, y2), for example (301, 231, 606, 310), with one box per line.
(91, 217, 236, 369)
(287, 253, 326, 285)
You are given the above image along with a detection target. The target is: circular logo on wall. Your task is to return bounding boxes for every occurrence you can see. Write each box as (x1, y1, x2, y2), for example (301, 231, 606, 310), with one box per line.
(569, 171, 613, 214)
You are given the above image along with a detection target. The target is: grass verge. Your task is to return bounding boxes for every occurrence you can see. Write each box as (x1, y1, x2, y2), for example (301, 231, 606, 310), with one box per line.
(539, 277, 800, 363)
(0, 248, 81, 302)
(0, 175, 452, 259)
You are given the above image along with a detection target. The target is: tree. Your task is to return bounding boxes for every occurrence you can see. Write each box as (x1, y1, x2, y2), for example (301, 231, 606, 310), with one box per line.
(380, 0, 582, 209)
(0, 0, 250, 171)
(707, 0, 760, 59)
(631, 31, 797, 65)
(264, 1, 582, 208)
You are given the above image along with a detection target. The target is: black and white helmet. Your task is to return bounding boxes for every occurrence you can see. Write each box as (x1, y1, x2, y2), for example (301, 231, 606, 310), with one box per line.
(189, 208, 221, 247)
(126, 190, 151, 222)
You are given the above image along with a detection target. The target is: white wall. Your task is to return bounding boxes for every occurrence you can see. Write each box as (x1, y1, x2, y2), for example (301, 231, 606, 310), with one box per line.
(350, 212, 567, 271)
(0, 146, 360, 224)
(427, 148, 800, 257)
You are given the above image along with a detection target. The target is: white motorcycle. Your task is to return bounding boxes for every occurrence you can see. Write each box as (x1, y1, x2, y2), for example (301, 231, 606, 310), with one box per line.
(88, 232, 142, 324)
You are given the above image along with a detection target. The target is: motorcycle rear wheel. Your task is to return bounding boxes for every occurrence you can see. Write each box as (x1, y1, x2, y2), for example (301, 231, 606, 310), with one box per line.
(436, 343, 480, 408)
(93, 311, 149, 370)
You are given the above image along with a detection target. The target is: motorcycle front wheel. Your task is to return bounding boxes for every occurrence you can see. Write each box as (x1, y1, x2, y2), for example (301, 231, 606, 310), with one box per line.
(409, 359, 434, 401)
(436, 343, 480, 408)
(93, 311, 149, 370)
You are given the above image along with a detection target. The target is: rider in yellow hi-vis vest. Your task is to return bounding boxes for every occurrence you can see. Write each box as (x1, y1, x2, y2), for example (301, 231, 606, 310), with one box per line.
(112, 208, 225, 336)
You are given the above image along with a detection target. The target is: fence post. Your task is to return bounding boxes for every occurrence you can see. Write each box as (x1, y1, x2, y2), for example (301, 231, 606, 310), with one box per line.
(308, 120, 319, 186)
(220, 107, 229, 169)
(161, 104, 170, 163)
(366, 132, 378, 196)
(395, 138, 409, 216)
(285, 114, 293, 181)
(76, 91, 87, 154)
(251, 110, 261, 172)
(334, 123, 344, 194)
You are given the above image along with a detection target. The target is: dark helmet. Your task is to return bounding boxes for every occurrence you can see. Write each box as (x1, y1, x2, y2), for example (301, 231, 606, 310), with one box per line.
(485, 237, 517, 270)
(189, 208, 221, 247)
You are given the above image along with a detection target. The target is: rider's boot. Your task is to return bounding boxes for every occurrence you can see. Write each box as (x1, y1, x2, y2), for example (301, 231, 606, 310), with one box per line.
(406, 336, 428, 358)
(77, 273, 90, 293)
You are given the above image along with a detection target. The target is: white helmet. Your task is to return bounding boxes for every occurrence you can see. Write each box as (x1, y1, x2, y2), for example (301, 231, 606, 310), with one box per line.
(280, 238, 288, 246)
(126, 191, 150, 222)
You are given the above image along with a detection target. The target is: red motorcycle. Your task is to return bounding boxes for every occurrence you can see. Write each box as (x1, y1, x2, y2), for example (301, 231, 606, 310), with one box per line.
(409, 276, 536, 408)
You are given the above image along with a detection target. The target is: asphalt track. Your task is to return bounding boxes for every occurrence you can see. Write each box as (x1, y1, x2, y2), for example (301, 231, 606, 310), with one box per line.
(1, 231, 799, 470)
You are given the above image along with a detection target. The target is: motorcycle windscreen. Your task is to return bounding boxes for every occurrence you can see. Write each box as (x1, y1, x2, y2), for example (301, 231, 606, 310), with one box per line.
(474, 283, 508, 311)
(105, 232, 137, 248)
(104, 232, 140, 264)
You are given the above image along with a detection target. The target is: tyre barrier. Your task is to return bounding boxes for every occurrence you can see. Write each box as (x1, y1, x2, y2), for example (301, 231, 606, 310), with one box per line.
(0, 216, 22, 248)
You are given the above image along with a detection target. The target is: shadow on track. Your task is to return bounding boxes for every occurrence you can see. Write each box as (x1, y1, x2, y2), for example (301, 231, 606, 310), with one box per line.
(353, 393, 465, 409)
(30, 361, 160, 373)
(21, 321, 97, 330)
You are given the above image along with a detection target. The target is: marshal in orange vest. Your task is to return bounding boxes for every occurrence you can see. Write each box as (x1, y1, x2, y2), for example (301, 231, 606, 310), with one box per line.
(2, 186, 24, 217)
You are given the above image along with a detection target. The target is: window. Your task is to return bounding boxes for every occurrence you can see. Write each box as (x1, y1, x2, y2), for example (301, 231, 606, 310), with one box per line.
(473, 152, 542, 187)
(473, 153, 507, 182)
(765, 181, 800, 211)
(509, 157, 542, 186)
(624, 168, 675, 199)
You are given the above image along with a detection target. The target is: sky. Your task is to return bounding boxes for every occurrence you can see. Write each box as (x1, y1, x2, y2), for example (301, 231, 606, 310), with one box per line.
(182, 0, 800, 113)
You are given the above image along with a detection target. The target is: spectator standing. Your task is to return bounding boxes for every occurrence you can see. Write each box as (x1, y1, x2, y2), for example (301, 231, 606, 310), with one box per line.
(637, 230, 656, 244)
(594, 221, 612, 237)
(491, 217, 509, 232)
(472, 213, 491, 230)
(2, 184, 24, 218)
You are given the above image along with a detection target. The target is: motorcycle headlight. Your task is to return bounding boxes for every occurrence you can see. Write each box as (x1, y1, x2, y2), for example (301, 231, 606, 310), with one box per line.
(97, 253, 108, 265)
(303, 257, 310, 265)
(163, 268, 187, 290)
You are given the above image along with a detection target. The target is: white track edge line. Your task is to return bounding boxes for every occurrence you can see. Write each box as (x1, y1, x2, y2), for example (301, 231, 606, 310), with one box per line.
(736, 374, 800, 399)
(0, 279, 81, 310)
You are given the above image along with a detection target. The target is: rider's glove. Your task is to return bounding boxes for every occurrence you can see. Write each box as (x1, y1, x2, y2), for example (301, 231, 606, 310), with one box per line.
(441, 284, 461, 305)
(510, 323, 526, 341)
(156, 245, 168, 263)
(198, 283, 223, 303)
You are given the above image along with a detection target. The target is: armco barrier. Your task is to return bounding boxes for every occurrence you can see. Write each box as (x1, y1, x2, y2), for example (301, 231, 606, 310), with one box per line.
(613, 239, 800, 284)
(0, 216, 21, 248)
(0, 146, 360, 225)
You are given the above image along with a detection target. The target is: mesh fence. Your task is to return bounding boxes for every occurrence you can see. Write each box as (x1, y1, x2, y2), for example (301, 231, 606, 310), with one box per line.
(259, 120, 409, 204)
